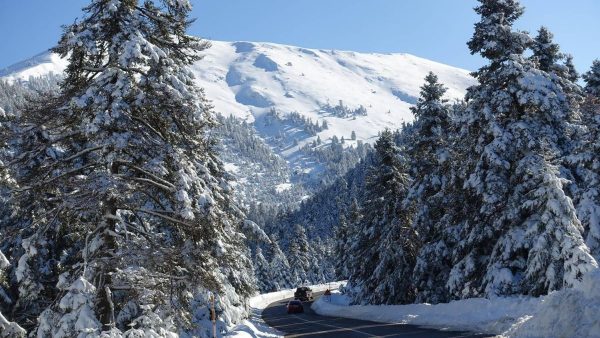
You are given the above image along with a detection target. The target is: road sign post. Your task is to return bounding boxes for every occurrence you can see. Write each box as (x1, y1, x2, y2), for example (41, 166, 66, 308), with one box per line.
(324, 288, 331, 302)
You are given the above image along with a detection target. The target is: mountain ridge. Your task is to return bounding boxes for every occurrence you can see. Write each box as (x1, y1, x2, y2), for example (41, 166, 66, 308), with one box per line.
(1, 40, 475, 200)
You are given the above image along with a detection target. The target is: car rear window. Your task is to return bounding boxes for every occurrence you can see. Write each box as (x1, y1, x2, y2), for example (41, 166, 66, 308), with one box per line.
(290, 300, 302, 305)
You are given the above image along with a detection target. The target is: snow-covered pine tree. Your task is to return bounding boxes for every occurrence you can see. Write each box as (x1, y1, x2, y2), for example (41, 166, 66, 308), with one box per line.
(449, 0, 596, 298)
(339, 197, 362, 280)
(564, 54, 579, 83)
(421, 100, 476, 304)
(448, 0, 527, 298)
(530, 27, 583, 117)
(334, 214, 350, 279)
(583, 60, 600, 96)
(405, 72, 456, 303)
(267, 237, 293, 290)
(4, 0, 254, 335)
(307, 237, 330, 284)
(370, 152, 416, 305)
(568, 64, 600, 260)
(347, 130, 414, 304)
(253, 247, 273, 293)
(318, 238, 336, 283)
(1, 118, 60, 334)
(531, 26, 561, 72)
(287, 224, 311, 285)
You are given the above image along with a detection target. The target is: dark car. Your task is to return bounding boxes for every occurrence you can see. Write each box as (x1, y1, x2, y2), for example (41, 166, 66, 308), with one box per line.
(287, 300, 304, 314)
(294, 286, 313, 301)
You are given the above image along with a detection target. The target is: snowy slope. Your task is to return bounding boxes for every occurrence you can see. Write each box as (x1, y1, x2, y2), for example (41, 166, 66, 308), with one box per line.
(0, 51, 67, 81)
(0, 40, 473, 144)
(0, 40, 474, 194)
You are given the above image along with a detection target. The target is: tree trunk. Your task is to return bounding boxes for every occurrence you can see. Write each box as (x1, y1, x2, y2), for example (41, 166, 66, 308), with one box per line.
(98, 161, 119, 330)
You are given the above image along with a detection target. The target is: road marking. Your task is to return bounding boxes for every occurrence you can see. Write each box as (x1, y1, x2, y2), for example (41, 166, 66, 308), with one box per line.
(264, 294, 489, 338)
(287, 315, 381, 337)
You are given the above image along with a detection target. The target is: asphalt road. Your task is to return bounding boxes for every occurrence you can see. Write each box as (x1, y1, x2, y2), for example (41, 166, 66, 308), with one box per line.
(261, 292, 492, 338)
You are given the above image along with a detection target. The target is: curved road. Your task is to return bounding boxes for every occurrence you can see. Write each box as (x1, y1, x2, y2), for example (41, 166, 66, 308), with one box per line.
(261, 292, 492, 338)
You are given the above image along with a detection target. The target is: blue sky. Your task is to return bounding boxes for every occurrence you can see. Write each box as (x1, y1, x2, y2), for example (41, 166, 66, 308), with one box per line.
(0, 0, 598, 75)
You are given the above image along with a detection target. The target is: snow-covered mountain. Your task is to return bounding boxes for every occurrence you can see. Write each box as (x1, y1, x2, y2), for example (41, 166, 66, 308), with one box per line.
(0, 40, 474, 201)
(0, 40, 473, 141)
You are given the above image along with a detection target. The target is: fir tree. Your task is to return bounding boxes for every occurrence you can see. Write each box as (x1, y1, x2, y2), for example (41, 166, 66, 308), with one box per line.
(343, 198, 362, 279)
(253, 247, 273, 292)
(268, 237, 293, 290)
(333, 214, 350, 279)
(307, 238, 330, 284)
(531, 26, 561, 72)
(3, 0, 254, 334)
(288, 224, 311, 285)
(405, 72, 455, 303)
(568, 66, 600, 260)
(449, 0, 596, 298)
(530, 27, 582, 115)
(583, 60, 600, 96)
(347, 130, 414, 304)
(564, 54, 579, 83)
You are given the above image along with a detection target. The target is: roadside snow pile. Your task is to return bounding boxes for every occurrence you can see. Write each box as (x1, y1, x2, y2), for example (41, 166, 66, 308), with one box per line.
(312, 291, 542, 335)
(227, 282, 345, 337)
(503, 269, 600, 338)
(225, 316, 281, 338)
(313, 272, 600, 338)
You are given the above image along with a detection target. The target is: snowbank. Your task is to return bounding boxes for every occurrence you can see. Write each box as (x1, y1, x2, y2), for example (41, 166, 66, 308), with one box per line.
(226, 282, 346, 338)
(312, 291, 541, 335)
(503, 269, 600, 338)
(312, 272, 600, 338)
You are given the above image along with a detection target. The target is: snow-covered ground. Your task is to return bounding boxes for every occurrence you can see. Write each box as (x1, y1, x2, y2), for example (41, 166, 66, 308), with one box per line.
(226, 282, 346, 338)
(311, 270, 600, 338)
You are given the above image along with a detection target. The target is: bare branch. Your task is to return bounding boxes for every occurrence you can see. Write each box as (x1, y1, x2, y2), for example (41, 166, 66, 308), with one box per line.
(61, 145, 104, 162)
(132, 208, 193, 228)
(114, 160, 176, 189)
